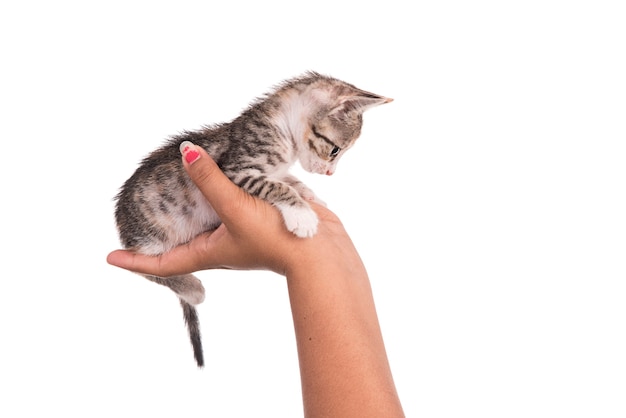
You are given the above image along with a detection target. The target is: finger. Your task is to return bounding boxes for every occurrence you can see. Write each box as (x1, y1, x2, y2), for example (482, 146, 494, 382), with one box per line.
(107, 245, 203, 277)
(179, 141, 254, 224)
(107, 250, 166, 275)
(107, 226, 234, 276)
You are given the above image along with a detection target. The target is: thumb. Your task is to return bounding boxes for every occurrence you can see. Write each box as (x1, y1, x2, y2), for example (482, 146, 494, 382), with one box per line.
(179, 141, 252, 224)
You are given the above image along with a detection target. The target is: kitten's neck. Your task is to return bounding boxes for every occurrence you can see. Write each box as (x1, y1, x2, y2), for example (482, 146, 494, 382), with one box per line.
(270, 86, 321, 154)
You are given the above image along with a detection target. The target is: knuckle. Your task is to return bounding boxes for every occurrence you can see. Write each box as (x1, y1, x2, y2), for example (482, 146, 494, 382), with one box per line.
(189, 157, 219, 187)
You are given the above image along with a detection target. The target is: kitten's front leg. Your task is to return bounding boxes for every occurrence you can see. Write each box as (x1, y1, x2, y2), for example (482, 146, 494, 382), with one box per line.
(274, 201, 319, 238)
(282, 175, 327, 207)
(234, 174, 318, 238)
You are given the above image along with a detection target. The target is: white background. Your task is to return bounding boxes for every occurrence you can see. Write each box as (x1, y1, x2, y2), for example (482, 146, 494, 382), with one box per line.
(1, 1, 624, 417)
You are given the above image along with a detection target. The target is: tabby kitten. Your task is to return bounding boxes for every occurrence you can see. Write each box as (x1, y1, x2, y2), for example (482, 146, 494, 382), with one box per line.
(114, 72, 391, 367)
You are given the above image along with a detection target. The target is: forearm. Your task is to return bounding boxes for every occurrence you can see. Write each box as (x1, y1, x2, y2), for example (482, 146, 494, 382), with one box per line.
(106, 146, 402, 416)
(286, 242, 404, 417)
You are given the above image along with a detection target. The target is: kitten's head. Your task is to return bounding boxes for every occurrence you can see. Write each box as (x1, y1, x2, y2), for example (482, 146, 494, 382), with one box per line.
(297, 76, 392, 176)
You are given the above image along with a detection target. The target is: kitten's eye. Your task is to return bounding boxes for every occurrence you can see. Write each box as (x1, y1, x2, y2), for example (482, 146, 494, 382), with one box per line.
(330, 146, 341, 157)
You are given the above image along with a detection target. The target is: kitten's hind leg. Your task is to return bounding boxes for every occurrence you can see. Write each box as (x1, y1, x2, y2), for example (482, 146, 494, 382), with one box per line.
(144, 274, 205, 305)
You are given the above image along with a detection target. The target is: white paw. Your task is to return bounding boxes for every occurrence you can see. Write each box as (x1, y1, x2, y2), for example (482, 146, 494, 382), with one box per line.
(180, 288, 205, 306)
(277, 204, 319, 238)
(178, 275, 205, 305)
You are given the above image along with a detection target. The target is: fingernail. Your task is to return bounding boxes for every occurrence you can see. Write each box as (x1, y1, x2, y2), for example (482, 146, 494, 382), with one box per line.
(179, 141, 201, 165)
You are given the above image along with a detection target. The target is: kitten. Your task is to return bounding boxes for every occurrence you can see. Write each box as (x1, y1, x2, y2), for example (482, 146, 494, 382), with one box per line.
(114, 72, 391, 367)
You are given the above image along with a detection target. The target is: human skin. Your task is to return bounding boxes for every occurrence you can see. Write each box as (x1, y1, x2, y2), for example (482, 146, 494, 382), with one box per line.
(107, 143, 405, 417)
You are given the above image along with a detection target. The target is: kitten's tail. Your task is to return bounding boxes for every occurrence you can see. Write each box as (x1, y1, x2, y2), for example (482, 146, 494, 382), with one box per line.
(180, 298, 204, 368)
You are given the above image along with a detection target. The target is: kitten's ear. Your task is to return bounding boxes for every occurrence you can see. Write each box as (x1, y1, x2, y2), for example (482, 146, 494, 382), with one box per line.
(332, 89, 393, 117)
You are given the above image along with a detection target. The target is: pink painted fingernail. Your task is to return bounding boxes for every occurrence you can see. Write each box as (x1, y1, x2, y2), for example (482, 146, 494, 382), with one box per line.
(179, 141, 201, 165)
(185, 150, 200, 164)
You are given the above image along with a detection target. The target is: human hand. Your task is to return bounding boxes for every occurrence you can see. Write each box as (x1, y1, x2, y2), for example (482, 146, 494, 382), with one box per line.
(107, 141, 405, 417)
(107, 141, 346, 277)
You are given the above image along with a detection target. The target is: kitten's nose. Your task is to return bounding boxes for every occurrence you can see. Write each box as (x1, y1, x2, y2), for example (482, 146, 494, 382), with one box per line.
(326, 169, 334, 176)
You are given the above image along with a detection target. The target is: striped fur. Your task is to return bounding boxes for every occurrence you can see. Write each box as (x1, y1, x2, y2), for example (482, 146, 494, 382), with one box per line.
(114, 72, 391, 367)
